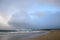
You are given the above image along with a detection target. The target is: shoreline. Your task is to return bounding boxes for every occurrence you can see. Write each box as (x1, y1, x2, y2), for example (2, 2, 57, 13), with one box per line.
(24, 30, 60, 40)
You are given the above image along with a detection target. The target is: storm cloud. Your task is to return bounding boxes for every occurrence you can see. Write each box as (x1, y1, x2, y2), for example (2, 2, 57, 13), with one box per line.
(0, 0, 60, 30)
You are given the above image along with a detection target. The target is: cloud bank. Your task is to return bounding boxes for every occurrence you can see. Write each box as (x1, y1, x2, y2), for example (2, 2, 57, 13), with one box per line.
(0, 0, 60, 29)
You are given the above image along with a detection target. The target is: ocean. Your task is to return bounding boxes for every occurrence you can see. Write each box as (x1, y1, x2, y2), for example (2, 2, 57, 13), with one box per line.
(0, 31, 48, 40)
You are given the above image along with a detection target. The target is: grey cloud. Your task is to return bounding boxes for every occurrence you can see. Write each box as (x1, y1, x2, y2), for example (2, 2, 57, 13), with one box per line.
(0, 0, 60, 17)
(9, 12, 60, 29)
(0, 0, 60, 29)
(0, 23, 15, 30)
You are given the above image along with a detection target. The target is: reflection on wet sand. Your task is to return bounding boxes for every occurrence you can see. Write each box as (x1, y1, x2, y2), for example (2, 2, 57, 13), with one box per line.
(0, 31, 48, 40)
(25, 30, 60, 40)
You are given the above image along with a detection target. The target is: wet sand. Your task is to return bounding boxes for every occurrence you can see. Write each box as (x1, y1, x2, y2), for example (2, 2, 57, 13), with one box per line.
(0, 30, 60, 40)
(25, 30, 60, 40)
(0, 31, 48, 40)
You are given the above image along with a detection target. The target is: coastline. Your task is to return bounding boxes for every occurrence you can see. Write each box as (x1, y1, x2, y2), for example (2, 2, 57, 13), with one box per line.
(24, 30, 60, 40)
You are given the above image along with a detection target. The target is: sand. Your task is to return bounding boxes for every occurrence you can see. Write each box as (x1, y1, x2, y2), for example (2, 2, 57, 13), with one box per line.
(25, 30, 60, 40)
(0, 30, 60, 40)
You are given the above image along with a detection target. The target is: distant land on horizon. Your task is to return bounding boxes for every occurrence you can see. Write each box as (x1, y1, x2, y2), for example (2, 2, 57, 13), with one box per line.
(0, 30, 17, 32)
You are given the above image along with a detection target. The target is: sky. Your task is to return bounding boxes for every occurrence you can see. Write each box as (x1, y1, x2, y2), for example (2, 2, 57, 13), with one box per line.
(0, 0, 60, 30)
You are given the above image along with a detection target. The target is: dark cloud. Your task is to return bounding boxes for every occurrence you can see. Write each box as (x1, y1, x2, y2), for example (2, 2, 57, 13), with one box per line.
(0, 0, 60, 29)
(8, 12, 60, 29)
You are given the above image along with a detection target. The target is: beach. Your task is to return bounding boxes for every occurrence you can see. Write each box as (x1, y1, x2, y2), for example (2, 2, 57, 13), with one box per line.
(0, 30, 60, 40)
(25, 30, 60, 40)
(0, 31, 48, 40)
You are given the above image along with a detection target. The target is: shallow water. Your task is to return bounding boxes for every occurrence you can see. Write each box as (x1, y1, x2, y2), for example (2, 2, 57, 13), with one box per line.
(0, 31, 48, 40)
